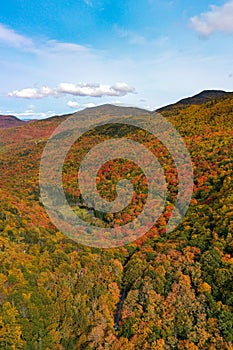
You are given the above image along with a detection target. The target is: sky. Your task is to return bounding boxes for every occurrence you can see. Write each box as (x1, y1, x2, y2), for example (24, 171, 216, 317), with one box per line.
(0, 0, 233, 119)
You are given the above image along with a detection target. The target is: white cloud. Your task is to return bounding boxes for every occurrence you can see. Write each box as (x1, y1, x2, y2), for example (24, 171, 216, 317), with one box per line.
(8, 86, 58, 99)
(0, 23, 33, 48)
(112, 100, 123, 104)
(8, 82, 136, 99)
(67, 100, 80, 108)
(190, 1, 233, 36)
(84, 103, 96, 108)
(67, 101, 96, 109)
(58, 82, 135, 97)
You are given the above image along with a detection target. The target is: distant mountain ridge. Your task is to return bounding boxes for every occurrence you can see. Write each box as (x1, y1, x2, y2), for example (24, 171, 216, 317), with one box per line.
(72, 90, 233, 117)
(0, 114, 26, 129)
(74, 104, 152, 117)
(156, 90, 233, 112)
(1, 90, 233, 129)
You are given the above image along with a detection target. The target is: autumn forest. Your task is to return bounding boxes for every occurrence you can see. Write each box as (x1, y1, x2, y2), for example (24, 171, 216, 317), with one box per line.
(0, 91, 233, 349)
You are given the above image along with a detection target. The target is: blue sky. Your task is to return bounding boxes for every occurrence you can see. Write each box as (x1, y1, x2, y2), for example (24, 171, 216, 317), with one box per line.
(0, 0, 233, 119)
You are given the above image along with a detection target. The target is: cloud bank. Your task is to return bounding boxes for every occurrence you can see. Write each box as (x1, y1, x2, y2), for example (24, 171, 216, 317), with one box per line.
(8, 82, 136, 99)
(191, 1, 233, 36)
(14, 110, 55, 120)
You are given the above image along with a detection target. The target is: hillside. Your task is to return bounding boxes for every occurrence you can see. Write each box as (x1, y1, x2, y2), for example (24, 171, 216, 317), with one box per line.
(0, 114, 26, 129)
(0, 94, 233, 349)
(157, 89, 233, 112)
(75, 103, 151, 117)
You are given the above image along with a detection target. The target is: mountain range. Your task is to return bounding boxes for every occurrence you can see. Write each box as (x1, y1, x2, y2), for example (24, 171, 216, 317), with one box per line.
(1, 89, 232, 129)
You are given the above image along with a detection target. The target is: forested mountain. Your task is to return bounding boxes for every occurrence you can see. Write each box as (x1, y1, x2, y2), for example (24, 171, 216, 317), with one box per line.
(74, 104, 152, 117)
(0, 115, 26, 129)
(0, 92, 233, 349)
(157, 90, 233, 112)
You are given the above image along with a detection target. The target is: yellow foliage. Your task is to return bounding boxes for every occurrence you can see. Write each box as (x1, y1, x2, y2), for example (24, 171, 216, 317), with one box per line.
(198, 282, 212, 293)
